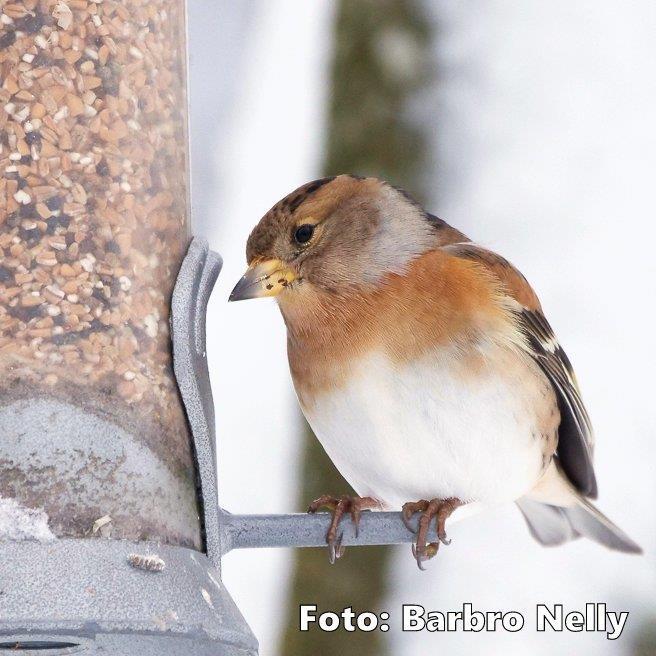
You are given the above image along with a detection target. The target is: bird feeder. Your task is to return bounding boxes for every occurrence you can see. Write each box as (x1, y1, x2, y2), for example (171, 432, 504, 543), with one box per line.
(0, 2, 433, 654)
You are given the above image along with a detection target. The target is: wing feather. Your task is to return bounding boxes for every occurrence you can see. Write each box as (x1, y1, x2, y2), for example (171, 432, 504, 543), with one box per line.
(444, 242, 597, 498)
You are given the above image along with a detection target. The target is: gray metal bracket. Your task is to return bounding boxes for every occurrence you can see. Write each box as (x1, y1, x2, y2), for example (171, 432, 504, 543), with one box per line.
(171, 237, 223, 568)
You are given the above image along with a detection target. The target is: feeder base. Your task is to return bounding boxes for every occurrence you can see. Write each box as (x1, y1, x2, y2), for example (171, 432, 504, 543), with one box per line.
(0, 538, 257, 655)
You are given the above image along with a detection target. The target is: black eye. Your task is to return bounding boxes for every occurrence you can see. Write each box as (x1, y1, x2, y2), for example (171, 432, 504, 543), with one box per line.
(294, 224, 314, 244)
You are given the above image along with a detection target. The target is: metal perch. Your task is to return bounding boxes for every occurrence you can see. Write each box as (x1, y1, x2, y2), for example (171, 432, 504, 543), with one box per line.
(220, 510, 439, 553)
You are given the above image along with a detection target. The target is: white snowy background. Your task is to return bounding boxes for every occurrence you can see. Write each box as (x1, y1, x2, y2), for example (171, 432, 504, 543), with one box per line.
(188, 2, 656, 655)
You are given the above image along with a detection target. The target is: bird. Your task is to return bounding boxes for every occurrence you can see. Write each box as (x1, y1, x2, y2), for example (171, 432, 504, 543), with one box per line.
(229, 174, 641, 568)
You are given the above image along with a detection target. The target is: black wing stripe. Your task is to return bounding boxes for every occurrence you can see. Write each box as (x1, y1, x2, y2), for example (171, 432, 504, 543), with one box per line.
(536, 348, 590, 432)
(519, 308, 597, 498)
(521, 311, 592, 436)
(521, 310, 593, 439)
(541, 358, 591, 443)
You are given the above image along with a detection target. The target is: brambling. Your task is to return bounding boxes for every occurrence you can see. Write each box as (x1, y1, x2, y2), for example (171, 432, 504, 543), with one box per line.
(230, 175, 641, 568)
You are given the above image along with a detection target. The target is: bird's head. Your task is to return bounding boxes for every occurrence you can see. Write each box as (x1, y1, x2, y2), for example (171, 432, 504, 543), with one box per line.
(229, 174, 443, 303)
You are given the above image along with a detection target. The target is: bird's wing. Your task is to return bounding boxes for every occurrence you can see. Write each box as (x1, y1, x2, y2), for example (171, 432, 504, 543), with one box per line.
(443, 242, 597, 498)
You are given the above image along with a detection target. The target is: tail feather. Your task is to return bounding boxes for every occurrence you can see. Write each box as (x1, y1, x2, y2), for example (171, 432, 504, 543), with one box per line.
(517, 497, 642, 554)
(565, 496, 642, 554)
(516, 498, 579, 546)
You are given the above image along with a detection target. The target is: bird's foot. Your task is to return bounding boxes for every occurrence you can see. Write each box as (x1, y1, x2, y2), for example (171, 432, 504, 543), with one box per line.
(401, 497, 463, 570)
(308, 494, 380, 564)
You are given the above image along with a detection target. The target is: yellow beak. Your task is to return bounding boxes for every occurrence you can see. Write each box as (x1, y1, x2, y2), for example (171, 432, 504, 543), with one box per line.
(229, 259, 297, 301)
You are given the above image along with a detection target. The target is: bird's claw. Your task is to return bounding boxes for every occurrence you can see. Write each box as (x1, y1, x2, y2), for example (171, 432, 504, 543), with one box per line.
(308, 494, 379, 563)
(402, 497, 463, 570)
(411, 541, 440, 570)
(328, 532, 346, 564)
(351, 506, 362, 538)
(402, 499, 429, 532)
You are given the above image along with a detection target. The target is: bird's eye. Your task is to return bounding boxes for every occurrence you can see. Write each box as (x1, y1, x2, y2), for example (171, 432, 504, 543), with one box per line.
(294, 224, 314, 244)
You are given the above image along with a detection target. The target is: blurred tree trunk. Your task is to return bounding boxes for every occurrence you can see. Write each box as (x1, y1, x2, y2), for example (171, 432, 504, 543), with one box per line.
(278, 1, 434, 655)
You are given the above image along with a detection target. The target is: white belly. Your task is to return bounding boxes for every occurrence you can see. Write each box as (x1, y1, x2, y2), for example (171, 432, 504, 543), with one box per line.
(299, 347, 551, 510)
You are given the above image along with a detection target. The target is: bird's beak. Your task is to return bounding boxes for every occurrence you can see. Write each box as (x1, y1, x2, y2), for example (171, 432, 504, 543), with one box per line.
(229, 259, 297, 302)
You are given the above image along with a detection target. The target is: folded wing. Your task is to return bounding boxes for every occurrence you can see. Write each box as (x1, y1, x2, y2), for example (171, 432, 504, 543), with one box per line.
(444, 242, 597, 498)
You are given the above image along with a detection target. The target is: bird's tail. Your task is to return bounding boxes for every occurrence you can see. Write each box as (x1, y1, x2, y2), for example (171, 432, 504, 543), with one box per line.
(516, 496, 642, 554)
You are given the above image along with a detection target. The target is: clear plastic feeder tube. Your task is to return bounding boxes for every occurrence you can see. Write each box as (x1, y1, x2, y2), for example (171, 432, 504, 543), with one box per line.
(0, 0, 200, 548)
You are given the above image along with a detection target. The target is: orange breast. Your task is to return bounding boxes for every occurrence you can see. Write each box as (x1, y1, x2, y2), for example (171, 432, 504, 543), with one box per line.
(280, 249, 517, 406)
